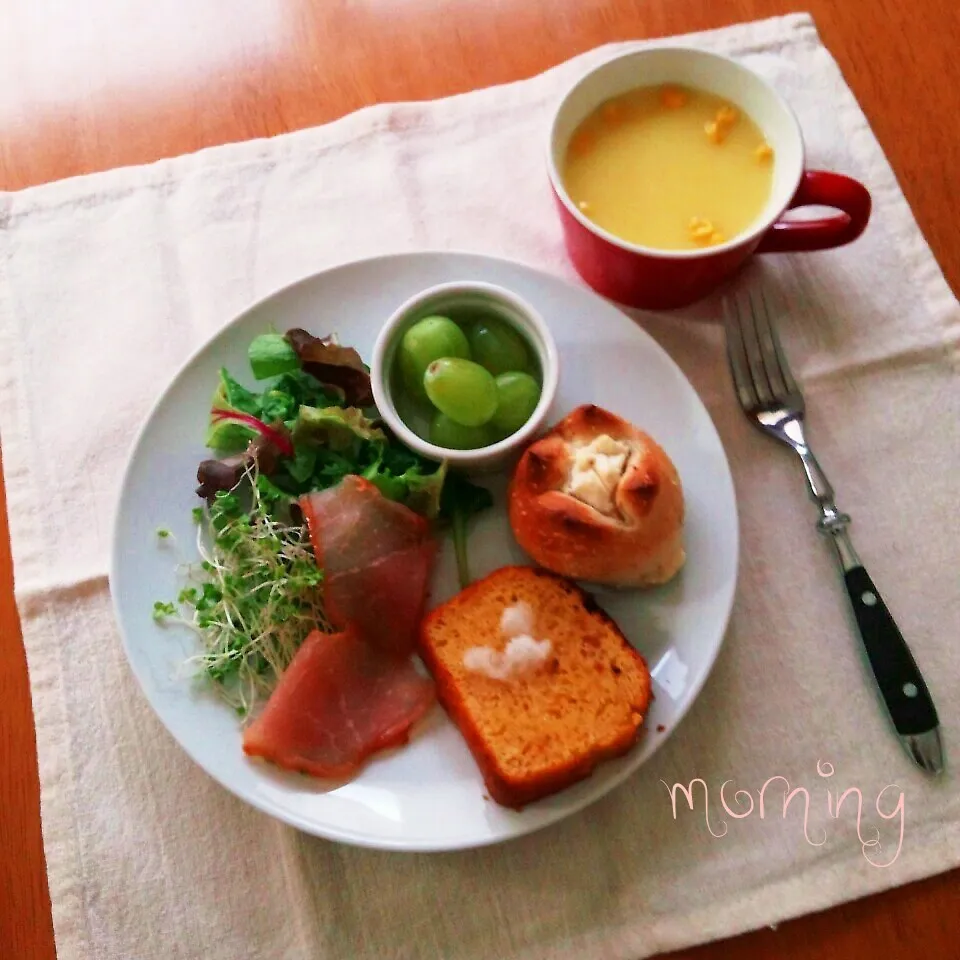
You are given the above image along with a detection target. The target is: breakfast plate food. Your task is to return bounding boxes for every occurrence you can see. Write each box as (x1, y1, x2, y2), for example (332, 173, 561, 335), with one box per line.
(110, 250, 738, 851)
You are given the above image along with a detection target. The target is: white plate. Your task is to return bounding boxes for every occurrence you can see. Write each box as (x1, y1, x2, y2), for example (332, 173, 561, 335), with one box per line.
(110, 252, 738, 852)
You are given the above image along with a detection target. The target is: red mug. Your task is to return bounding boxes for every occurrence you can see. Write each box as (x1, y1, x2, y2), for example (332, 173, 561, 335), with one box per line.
(547, 47, 871, 310)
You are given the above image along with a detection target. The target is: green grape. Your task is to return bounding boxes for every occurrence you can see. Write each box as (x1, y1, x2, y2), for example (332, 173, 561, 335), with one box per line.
(429, 413, 494, 450)
(398, 316, 470, 399)
(491, 371, 541, 435)
(467, 317, 531, 376)
(423, 358, 498, 426)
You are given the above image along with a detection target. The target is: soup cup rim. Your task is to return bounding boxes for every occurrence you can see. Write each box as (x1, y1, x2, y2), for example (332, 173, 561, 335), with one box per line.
(545, 45, 806, 260)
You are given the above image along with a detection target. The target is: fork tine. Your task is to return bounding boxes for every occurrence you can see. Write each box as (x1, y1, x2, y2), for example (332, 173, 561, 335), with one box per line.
(758, 287, 799, 395)
(741, 291, 773, 405)
(751, 288, 788, 401)
(723, 297, 758, 410)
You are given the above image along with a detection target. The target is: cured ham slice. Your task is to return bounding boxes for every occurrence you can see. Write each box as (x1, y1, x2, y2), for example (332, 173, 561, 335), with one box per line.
(242, 627, 435, 779)
(300, 476, 437, 657)
(243, 476, 439, 780)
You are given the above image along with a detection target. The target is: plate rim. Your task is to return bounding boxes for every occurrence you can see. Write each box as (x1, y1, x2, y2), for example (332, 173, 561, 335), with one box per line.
(108, 249, 740, 852)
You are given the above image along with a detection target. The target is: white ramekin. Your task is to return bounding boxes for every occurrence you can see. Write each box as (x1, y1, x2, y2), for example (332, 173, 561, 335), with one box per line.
(371, 281, 560, 473)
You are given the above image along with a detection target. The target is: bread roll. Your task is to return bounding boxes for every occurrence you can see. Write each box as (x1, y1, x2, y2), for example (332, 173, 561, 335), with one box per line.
(508, 404, 685, 587)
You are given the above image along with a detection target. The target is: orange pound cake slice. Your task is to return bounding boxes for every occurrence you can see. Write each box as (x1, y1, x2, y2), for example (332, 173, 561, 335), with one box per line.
(419, 565, 652, 809)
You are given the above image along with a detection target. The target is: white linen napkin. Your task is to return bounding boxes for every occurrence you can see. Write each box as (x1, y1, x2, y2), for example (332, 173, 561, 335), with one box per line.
(1, 12, 958, 960)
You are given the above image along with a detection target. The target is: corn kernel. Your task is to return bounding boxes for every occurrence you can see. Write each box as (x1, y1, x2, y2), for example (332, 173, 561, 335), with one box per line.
(689, 217, 716, 241)
(709, 231, 725, 245)
(660, 86, 687, 109)
(578, 200, 591, 212)
(716, 105, 739, 126)
(704, 120, 723, 144)
(755, 142, 774, 163)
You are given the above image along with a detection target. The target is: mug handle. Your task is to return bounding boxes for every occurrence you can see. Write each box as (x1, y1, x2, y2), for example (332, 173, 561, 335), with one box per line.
(756, 170, 871, 254)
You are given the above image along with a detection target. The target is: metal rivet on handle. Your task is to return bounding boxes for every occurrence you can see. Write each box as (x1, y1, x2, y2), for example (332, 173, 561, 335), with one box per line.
(861, 591, 877, 607)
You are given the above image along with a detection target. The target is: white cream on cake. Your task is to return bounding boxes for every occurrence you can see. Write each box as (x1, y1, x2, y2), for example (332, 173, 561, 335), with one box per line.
(463, 601, 551, 681)
(499, 600, 535, 639)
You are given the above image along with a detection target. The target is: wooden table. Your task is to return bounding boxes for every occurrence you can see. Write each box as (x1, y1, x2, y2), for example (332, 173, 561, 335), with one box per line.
(2, 1, 958, 957)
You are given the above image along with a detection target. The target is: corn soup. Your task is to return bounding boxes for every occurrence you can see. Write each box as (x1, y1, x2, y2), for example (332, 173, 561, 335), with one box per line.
(562, 84, 774, 251)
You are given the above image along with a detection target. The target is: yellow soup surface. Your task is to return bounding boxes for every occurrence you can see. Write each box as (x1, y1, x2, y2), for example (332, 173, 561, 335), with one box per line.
(562, 85, 775, 251)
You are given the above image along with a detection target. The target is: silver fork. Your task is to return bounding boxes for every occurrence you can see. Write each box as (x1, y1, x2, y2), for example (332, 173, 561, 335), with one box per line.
(724, 288, 944, 775)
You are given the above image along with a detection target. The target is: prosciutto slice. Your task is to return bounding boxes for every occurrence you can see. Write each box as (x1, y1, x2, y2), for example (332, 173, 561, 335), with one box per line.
(243, 476, 439, 780)
(242, 627, 435, 779)
(300, 476, 438, 657)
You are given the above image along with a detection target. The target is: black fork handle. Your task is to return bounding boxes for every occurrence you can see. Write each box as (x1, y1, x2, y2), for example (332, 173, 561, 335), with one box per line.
(843, 564, 940, 736)
(820, 518, 944, 774)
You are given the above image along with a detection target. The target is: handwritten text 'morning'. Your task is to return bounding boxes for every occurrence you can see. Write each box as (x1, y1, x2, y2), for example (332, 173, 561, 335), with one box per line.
(661, 761, 905, 867)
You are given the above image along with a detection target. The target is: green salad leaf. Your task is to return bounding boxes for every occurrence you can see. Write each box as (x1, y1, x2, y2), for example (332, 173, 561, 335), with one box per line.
(248, 333, 300, 380)
(368, 458, 448, 521)
(204, 369, 266, 450)
(219, 369, 261, 415)
(204, 368, 345, 454)
(292, 405, 386, 450)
